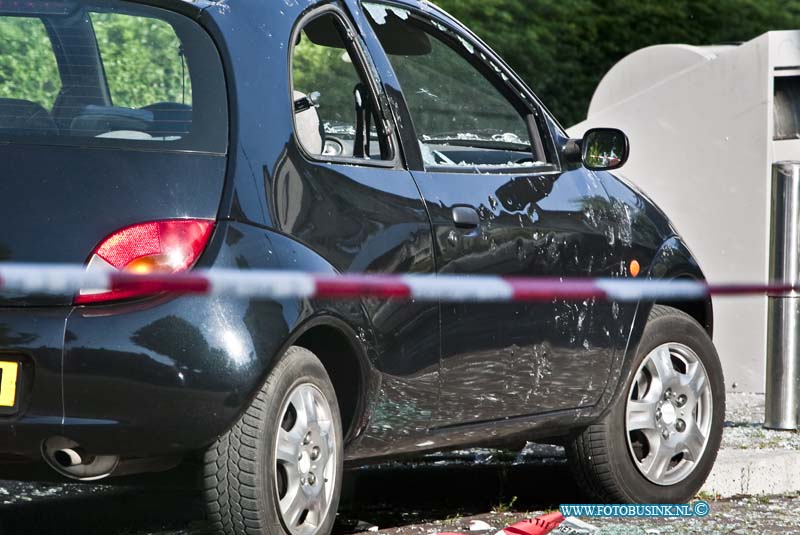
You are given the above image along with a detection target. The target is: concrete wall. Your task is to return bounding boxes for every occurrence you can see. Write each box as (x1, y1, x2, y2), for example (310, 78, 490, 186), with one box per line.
(570, 31, 800, 393)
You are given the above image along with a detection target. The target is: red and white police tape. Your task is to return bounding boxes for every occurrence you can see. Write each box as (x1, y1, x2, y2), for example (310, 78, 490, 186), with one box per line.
(0, 263, 795, 303)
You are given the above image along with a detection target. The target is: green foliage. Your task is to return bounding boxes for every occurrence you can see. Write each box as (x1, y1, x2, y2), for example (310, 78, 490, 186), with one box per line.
(434, 0, 800, 125)
(0, 12, 189, 112)
(386, 28, 530, 141)
(492, 495, 518, 513)
(0, 18, 61, 108)
(92, 13, 191, 108)
(293, 28, 360, 127)
(3, 2, 800, 130)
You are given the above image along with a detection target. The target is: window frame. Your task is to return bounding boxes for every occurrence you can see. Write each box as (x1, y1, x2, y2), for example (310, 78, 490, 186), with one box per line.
(363, 1, 560, 176)
(288, 4, 400, 169)
(0, 1, 228, 156)
(773, 72, 800, 141)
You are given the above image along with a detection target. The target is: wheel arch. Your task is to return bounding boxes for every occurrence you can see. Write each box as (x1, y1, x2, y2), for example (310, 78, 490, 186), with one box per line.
(649, 236, 714, 338)
(204, 222, 376, 449)
(283, 315, 373, 444)
(589, 236, 714, 428)
(655, 275, 714, 338)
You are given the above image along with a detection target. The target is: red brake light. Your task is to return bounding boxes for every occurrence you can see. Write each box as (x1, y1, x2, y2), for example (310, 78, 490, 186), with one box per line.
(75, 219, 214, 305)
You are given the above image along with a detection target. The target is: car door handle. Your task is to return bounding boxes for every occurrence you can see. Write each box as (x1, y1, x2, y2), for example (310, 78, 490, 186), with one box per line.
(452, 206, 480, 229)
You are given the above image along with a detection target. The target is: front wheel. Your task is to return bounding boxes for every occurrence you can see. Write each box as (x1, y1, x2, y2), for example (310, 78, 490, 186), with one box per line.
(204, 346, 343, 535)
(568, 305, 725, 503)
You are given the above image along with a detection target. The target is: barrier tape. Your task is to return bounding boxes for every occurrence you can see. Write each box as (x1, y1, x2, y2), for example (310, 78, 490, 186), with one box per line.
(0, 263, 794, 303)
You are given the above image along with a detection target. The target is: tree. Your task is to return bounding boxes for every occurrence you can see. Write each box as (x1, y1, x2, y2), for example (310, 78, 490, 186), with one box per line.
(435, 0, 800, 126)
(3, 1, 800, 129)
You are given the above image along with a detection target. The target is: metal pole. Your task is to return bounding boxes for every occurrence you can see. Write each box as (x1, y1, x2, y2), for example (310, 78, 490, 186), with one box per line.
(765, 161, 800, 430)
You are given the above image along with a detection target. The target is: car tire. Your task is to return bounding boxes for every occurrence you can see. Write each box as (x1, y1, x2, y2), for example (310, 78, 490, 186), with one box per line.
(204, 346, 343, 535)
(567, 305, 724, 504)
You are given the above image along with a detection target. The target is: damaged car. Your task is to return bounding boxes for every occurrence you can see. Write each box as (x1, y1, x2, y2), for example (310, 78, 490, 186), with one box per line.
(0, 0, 723, 534)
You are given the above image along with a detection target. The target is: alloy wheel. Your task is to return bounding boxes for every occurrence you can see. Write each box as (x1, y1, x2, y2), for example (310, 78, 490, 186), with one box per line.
(274, 383, 337, 535)
(625, 342, 713, 486)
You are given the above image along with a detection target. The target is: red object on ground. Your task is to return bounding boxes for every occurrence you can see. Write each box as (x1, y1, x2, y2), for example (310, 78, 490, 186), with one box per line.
(500, 512, 566, 535)
(436, 512, 566, 535)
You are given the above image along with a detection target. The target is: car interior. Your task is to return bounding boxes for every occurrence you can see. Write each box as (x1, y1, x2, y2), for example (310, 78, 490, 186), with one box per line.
(293, 13, 393, 161)
(292, 5, 551, 170)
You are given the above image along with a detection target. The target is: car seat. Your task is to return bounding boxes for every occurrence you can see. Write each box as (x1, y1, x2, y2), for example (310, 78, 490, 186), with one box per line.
(0, 98, 59, 137)
(293, 90, 324, 155)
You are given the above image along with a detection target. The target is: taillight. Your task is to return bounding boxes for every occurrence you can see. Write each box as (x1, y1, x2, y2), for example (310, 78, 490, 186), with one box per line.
(75, 219, 214, 305)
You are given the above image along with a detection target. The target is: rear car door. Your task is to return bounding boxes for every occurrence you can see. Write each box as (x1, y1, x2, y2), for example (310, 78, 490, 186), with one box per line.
(363, 2, 620, 426)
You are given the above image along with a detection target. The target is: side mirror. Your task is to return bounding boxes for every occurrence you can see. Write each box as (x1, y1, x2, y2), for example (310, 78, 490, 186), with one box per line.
(582, 128, 629, 170)
(564, 128, 630, 171)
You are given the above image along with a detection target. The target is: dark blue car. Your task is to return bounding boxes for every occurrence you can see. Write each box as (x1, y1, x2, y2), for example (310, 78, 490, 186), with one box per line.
(0, 1, 723, 534)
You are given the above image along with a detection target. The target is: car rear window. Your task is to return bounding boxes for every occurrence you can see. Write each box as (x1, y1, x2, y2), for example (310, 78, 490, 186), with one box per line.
(0, 0, 227, 154)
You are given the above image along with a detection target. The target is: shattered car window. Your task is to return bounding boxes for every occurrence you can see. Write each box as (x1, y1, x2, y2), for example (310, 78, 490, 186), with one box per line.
(365, 2, 544, 171)
(292, 12, 391, 161)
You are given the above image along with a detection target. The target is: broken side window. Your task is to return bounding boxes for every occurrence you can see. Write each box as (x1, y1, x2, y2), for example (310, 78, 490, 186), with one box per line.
(364, 2, 548, 171)
(292, 10, 393, 161)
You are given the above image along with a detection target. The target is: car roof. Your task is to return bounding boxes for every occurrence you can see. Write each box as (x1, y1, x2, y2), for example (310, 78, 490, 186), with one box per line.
(121, 0, 223, 14)
(174, 0, 225, 8)
(124, 0, 457, 31)
(163, 0, 451, 20)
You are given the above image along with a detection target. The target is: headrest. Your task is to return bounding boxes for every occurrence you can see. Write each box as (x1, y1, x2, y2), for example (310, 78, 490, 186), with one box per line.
(141, 102, 192, 137)
(294, 90, 323, 154)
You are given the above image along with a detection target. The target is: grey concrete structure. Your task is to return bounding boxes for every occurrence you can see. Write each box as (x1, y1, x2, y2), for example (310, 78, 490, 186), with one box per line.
(570, 31, 800, 394)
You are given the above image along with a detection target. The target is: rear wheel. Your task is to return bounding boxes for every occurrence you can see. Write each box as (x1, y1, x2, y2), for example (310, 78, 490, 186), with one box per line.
(204, 346, 343, 535)
(567, 305, 724, 503)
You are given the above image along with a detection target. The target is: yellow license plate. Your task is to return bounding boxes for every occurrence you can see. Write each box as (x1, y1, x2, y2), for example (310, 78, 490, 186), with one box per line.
(0, 362, 19, 408)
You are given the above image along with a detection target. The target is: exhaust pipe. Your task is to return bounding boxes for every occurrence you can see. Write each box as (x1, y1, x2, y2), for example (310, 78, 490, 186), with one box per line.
(42, 436, 180, 481)
(53, 447, 86, 468)
(42, 437, 118, 481)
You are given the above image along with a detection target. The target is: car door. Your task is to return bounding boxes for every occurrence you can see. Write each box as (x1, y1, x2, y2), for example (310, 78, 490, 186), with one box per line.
(362, 2, 621, 426)
(276, 5, 440, 452)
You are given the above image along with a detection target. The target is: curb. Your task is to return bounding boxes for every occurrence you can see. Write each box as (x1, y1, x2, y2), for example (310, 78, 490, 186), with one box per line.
(701, 448, 800, 498)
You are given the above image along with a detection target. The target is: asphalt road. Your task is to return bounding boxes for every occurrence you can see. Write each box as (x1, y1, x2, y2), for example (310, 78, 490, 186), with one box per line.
(1, 456, 799, 535)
